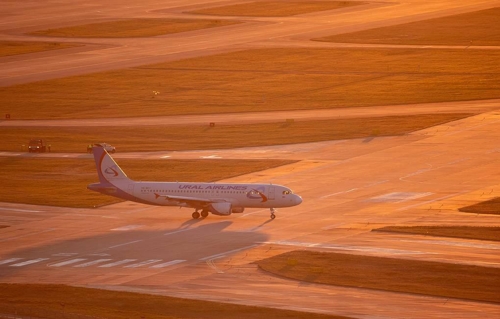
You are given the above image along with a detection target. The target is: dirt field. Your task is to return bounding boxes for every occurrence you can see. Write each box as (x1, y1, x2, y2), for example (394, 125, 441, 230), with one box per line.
(316, 7, 500, 46)
(29, 18, 239, 38)
(257, 251, 500, 303)
(0, 157, 295, 207)
(373, 226, 500, 241)
(0, 283, 347, 319)
(0, 114, 470, 152)
(2, 48, 498, 120)
(0, 41, 80, 57)
(189, 0, 364, 17)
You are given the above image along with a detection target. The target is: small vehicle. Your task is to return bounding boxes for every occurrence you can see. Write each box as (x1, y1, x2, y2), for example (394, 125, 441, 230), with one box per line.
(94, 143, 116, 153)
(28, 139, 46, 153)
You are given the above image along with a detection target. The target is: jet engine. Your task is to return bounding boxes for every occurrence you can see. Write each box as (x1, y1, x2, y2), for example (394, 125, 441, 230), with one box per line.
(231, 207, 245, 214)
(209, 202, 232, 216)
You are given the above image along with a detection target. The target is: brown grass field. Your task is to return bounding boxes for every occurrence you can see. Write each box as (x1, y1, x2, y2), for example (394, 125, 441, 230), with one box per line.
(29, 18, 239, 38)
(257, 251, 500, 303)
(2, 48, 499, 120)
(189, 0, 364, 17)
(0, 41, 79, 57)
(0, 283, 349, 319)
(316, 7, 500, 46)
(459, 197, 500, 215)
(373, 226, 500, 242)
(0, 114, 470, 153)
(0, 157, 295, 208)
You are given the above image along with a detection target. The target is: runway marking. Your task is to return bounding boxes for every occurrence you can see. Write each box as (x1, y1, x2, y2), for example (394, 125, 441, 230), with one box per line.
(206, 258, 224, 274)
(400, 158, 470, 181)
(108, 240, 143, 249)
(0, 214, 39, 220)
(321, 223, 347, 230)
(111, 225, 143, 231)
(396, 191, 468, 211)
(370, 192, 433, 203)
(52, 253, 78, 257)
(73, 259, 112, 267)
(50, 258, 87, 267)
(164, 228, 194, 236)
(99, 259, 137, 268)
(10, 258, 49, 267)
(486, 147, 500, 154)
(0, 258, 23, 265)
(320, 180, 388, 199)
(201, 155, 222, 159)
(320, 188, 358, 199)
(399, 167, 433, 180)
(161, 155, 171, 158)
(66, 213, 104, 217)
(0, 228, 56, 243)
(0, 152, 21, 156)
(447, 157, 470, 166)
(365, 180, 389, 187)
(150, 259, 186, 269)
(263, 241, 428, 255)
(0, 207, 43, 213)
(124, 259, 162, 268)
(199, 245, 258, 261)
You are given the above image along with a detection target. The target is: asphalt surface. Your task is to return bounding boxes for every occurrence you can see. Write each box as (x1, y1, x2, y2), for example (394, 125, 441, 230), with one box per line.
(1, 1, 500, 318)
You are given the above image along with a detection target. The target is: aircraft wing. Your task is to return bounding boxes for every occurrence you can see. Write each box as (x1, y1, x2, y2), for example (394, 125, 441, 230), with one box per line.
(154, 193, 224, 207)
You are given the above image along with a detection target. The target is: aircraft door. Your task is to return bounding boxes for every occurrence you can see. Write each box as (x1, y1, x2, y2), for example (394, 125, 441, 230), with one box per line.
(268, 186, 275, 200)
(128, 184, 134, 195)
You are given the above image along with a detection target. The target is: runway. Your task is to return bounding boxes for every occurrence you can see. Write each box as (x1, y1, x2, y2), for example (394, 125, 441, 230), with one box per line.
(1, 1, 500, 318)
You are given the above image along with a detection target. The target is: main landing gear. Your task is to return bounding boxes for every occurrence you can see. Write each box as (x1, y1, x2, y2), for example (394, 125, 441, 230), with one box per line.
(270, 208, 276, 220)
(192, 209, 209, 219)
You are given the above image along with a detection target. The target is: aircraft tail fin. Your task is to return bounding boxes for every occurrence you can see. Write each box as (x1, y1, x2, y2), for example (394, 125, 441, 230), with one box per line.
(91, 146, 130, 185)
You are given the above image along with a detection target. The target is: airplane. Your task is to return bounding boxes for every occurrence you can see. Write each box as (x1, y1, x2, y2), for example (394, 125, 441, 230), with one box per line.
(88, 146, 302, 219)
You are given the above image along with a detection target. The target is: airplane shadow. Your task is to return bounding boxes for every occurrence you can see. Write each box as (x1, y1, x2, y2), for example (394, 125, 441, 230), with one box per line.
(0, 219, 267, 281)
(179, 218, 203, 229)
(256, 218, 274, 228)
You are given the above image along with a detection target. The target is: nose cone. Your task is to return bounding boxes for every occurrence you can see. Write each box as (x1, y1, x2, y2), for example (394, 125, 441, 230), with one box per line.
(294, 195, 303, 205)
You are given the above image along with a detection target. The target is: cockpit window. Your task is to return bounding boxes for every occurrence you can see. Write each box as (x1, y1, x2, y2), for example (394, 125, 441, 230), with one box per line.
(282, 190, 293, 195)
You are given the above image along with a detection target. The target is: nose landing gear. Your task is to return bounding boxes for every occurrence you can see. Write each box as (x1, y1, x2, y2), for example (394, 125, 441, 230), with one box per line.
(270, 208, 276, 219)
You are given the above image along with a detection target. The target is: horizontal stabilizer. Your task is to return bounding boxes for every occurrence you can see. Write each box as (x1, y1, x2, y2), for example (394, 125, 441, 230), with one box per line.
(87, 183, 117, 194)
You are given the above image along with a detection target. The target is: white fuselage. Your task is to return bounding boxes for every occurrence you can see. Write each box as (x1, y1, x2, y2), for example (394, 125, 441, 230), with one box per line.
(121, 180, 300, 209)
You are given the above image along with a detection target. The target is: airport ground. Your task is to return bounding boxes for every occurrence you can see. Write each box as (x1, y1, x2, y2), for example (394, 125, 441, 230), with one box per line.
(1, 1, 500, 318)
